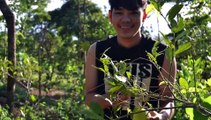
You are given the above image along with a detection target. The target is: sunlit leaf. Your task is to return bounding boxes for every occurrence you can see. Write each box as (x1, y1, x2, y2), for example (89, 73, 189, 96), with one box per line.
(100, 57, 110, 65)
(109, 85, 122, 93)
(159, 81, 168, 86)
(172, 17, 185, 33)
(179, 78, 189, 90)
(126, 71, 132, 79)
(186, 108, 194, 120)
(206, 78, 211, 87)
(103, 65, 109, 73)
(147, 52, 157, 64)
(181, 89, 186, 94)
(106, 80, 116, 86)
(175, 42, 191, 55)
(127, 107, 132, 114)
(188, 87, 196, 93)
(96, 67, 105, 73)
(17, 31, 25, 39)
(202, 96, 211, 110)
(195, 58, 202, 66)
(29, 95, 37, 102)
(150, 0, 160, 12)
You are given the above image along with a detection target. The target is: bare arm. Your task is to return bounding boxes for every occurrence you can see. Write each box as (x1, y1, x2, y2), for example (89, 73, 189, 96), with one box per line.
(148, 56, 176, 120)
(158, 56, 177, 119)
(85, 43, 112, 109)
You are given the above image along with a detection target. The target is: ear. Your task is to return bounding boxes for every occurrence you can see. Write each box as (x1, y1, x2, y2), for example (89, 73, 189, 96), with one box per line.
(108, 10, 112, 22)
(142, 9, 147, 22)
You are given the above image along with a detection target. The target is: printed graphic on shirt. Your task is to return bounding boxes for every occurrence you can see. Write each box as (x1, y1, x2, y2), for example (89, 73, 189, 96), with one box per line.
(129, 63, 152, 108)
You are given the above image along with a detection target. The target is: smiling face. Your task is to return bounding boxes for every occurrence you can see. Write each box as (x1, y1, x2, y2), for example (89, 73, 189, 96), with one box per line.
(108, 0, 146, 47)
(109, 7, 144, 40)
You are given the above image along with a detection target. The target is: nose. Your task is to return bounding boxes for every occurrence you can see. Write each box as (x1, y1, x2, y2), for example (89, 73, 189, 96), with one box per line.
(121, 15, 131, 23)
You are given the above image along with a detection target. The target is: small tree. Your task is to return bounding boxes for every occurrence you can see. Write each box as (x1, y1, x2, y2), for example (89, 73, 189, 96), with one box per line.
(0, 0, 16, 112)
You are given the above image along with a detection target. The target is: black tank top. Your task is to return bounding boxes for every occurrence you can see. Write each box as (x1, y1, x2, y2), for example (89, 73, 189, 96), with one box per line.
(95, 35, 166, 119)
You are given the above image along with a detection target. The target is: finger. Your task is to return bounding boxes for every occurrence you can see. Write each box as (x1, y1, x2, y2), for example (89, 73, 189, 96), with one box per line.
(147, 111, 160, 120)
(149, 111, 157, 117)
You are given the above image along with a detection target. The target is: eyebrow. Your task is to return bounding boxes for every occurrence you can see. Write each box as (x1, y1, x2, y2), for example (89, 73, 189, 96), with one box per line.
(114, 7, 140, 11)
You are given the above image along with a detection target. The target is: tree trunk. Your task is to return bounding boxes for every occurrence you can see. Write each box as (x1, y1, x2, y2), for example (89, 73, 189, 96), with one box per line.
(0, 0, 16, 112)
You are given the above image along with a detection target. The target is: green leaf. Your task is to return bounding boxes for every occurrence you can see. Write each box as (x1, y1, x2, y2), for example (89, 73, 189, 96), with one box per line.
(17, 31, 25, 39)
(100, 57, 110, 65)
(29, 95, 37, 102)
(147, 52, 157, 64)
(181, 89, 187, 94)
(150, 0, 160, 12)
(160, 33, 175, 51)
(83, 105, 104, 120)
(109, 85, 123, 93)
(202, 96, 211, 110)
(106, 80, 116, 86)
(103, 65, 109, 73)
(119, 61, 128, 75)
(175, 30, 186, 40)
(194, 108, 209, 120)
(80, 41, 90, 51)
(206, 78, 211, 87)
(165, 47, 174, 62)
(132, 107, 147, 120)
(159, 81, 168, 86)
(170, 19, 178, 29)
(126, 71, 132, 79)
(152, 41, 160, 58)
(172, 17, 185, 33)
(167, 4, 183, 21)
(150, 0, 165, 12)
(175, 42, 191, 55)
(186, 108, 194, 120)
(89, 102, 104, 117)
(188, 87, 196, 93)
(179, 78, 189, 90)
(195, 57, 202, 67)
(96, 67, 105, 73)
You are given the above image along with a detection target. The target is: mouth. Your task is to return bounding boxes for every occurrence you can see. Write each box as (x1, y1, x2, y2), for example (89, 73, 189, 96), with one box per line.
(120, 26, 131, 29)
(119, 25, 133, 29)
(119, 25, 134, 29)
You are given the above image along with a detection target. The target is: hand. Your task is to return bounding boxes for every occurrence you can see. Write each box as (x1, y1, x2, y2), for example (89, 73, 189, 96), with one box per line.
(112, 93, 130, 108)
(147, 111, 169, 120)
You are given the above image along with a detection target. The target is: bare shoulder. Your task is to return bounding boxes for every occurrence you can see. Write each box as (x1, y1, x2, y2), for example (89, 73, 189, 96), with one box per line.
(88, 42, 97, 52)
(85, 42, 98, 95)
(86, 42, 97, 61)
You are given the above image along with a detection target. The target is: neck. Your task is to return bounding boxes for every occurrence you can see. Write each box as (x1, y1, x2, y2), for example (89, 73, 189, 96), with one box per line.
(117, 33, 142, 48)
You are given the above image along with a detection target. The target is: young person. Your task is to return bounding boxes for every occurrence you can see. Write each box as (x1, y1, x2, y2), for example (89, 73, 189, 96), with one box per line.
(85, 0, 177, 119)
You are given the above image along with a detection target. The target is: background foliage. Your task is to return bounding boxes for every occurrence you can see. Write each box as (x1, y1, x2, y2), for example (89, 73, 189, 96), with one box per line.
(0, 0, 210, 119)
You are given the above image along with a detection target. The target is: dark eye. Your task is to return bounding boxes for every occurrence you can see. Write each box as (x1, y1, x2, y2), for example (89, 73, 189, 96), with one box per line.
(132, 11, 140, 15)
(114, 11, 123, 15)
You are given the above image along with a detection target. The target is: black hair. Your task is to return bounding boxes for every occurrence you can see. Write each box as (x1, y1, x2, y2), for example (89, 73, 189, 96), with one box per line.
(109, 0, 144, 11)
